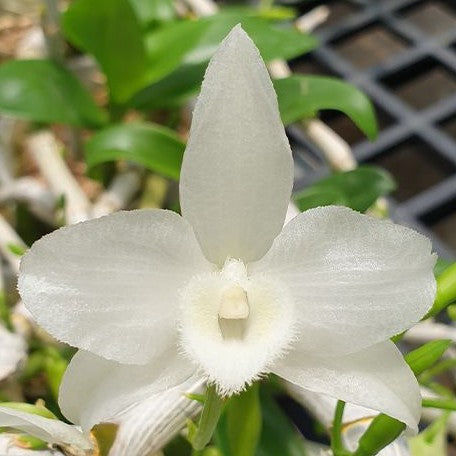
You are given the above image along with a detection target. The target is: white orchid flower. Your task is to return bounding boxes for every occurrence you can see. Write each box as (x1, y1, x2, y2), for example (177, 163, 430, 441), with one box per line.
(18, 25, 436, 436)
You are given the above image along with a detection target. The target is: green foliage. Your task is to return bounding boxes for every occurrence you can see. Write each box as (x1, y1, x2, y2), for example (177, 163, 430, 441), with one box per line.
(0, 60, 107, 127)
(131, 62, 207, 109)
(7, 243, 26, 257)
(62, 0, 148, 103)
(352, 415, 405, 456)
(144, 20, 211, 86)
(164, 434, 192, 456)
(85, 122, 185, 180)
(426, 262, 456, 318)
(128, 0, 176, 27)
(215, 385, 310, 456)
(0, 402, 56, 420)
(226, 383, 261, 456)
(294, 166, 395, 213)
(405, 340, 452, 376)
(256, 391, 310, 456)
(434, 258, 453, 277)
(157, 12, 318, 64)
(43, 348, 68, 401)
(446, 304, 456, 320)
(186, 393, 206, 404)
(274, 75, 377, 139)
(133, 12, 318, 109)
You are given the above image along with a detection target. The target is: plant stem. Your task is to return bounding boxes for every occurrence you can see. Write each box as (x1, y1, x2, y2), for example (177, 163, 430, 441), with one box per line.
(42, 0, 66, 64)
(191, 384, 224, 451)
(422, 397, 456, 411)
(331, 400, 351, 456)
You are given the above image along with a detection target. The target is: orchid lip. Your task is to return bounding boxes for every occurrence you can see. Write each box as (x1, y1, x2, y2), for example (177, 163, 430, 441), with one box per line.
(178, 258, 296, 395)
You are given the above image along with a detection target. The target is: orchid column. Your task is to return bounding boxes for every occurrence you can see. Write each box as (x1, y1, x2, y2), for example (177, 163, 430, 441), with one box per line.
(18, 25, 436, 451)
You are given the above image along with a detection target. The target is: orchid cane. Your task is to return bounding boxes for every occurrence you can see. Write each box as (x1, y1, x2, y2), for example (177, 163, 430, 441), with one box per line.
(18, 25, 436, 449)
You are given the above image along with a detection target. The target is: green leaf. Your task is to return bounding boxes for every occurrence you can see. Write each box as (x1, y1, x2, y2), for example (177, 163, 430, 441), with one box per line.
(133, 14, 317, 109)
(215, 386, 310, 456)
(132, 62, 206, 110)
(435, 262, 456, 310)
(85, 123, 185, 180)
(144, 20, 211, 87)
(0, 60, 107, 127)
(7, 243, 26, 257)
(447, 304, 456, 321)
(128, 0, 175, 27)
(0, 403, 57, 420)
(185, 393, 206, 404)
(294, 166, 396, 213)
(425, 262, 456, 319)
(43, 347, 68, 401)
(255, 6, 296, 20)
(202, 447, 223, 456)
(226, 383, 261, 456)
(147, 12, 317, 66)
(62, 0, 148, 104)
(434, 258, 453, 277)
(230, 14, 318, 62)
(274, 75, 378, 139)
(256, 391, 309, 456)
(352, 415, 405, 456)
(404, 340, 451, 376)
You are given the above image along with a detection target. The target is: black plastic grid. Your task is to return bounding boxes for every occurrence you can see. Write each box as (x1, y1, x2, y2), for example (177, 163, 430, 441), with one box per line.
(287, 0, 456, 259)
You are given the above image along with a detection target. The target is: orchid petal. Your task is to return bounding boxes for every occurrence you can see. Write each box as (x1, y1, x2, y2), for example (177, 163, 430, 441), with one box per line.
(180, 25, 293, 266)
(59, 349, 196, 432)
(0, 406, 92, 450)
(0, 325, 26, 381)
(272, 341, 421, 432)
(19, 209, 213, 364)
(109, 377, 204, 456)
(251, 206, 436, 355)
